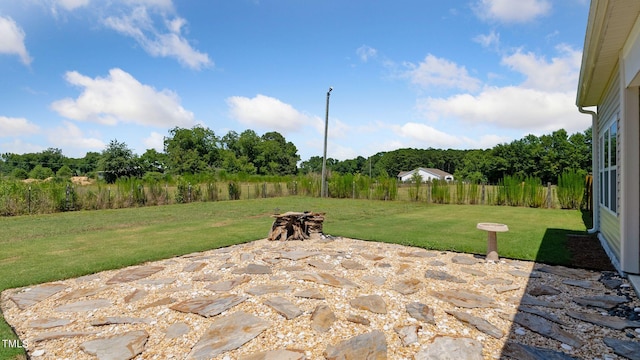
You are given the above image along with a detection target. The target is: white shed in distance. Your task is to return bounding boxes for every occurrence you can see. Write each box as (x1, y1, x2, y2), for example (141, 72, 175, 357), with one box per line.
(397, 168, 454, 183)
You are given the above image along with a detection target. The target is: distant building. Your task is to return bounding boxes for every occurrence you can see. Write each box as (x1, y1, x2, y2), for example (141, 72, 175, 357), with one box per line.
(397, 168, 454, 183)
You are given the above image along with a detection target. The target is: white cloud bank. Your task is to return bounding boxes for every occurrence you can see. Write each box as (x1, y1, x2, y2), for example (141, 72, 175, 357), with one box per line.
(48, 121, 105, 151)
(474, 0, 551, 23)
(0, 116, 40, 137)
(226, 94, 314, 132)
(402, 54, 482, 92)
(51, 68, 196, 127)
(103, 5, 211, 70)
(0, 16, 32, 65)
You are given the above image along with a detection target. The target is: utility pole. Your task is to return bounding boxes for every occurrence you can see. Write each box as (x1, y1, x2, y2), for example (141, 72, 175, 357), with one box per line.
(321, 87, 333, 197)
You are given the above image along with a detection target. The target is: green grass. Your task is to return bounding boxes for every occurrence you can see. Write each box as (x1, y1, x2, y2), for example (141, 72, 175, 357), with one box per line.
(0, 197, 587, 358)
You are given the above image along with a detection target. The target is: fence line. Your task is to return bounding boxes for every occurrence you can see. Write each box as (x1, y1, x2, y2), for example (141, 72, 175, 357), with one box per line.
(0, 176, 590, 217)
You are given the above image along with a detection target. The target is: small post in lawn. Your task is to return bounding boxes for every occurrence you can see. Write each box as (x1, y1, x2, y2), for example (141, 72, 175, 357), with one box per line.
(28, 186, 31, 215)
(547, 182, 552, 208)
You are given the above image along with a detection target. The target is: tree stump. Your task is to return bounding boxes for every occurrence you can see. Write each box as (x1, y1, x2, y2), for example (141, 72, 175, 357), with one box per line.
(268, 211, 325, 241)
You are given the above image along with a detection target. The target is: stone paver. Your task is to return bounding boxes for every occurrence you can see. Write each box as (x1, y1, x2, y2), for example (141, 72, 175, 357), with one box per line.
(80, 330, 148, 360)
(188, 311, 270, 360)
(2, 237, 640, 360)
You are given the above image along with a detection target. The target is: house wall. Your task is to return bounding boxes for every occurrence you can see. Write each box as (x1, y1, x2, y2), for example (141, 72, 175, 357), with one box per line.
(620, 22, 640, 274)
(598, 65, 622, 263)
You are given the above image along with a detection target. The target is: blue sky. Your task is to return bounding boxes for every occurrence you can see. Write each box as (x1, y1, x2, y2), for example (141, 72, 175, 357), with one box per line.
(1, 0, 591, 161)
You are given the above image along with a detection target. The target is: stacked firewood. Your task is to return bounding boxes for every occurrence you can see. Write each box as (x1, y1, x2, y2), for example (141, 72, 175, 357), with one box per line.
(268, 211, 325, 241)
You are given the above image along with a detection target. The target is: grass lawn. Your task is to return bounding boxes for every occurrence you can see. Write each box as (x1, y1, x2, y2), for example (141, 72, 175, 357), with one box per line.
(0, 197, 587, 358)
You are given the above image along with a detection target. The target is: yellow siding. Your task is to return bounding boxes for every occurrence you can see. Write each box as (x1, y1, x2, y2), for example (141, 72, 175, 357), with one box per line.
(600, 206, 621, 259)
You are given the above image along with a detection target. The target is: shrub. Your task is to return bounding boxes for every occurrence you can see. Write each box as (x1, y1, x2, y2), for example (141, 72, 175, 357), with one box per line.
(557, 169, 585, 209)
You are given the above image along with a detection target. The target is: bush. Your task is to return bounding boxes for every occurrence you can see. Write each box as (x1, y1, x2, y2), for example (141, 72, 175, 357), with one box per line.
(11, 168, 28, 180)
(56, 165, 73, 179)
(557, 169, 585, 209)
(228, 181, 241, 200)
(29, 165, 54, 180)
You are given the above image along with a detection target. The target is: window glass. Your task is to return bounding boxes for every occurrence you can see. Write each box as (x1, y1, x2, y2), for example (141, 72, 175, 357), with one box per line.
(610, 169, 617, 213)
(610, 123, 617, 166)
(604, 169, 609, 208)
(604, 129, 609, 168)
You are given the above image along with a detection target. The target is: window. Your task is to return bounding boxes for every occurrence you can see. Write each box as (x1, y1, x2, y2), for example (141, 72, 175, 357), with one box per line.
(599, 117, 618, 214)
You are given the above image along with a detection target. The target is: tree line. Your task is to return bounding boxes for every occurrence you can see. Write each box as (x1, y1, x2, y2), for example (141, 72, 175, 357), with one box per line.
(0, 126, 592, 185)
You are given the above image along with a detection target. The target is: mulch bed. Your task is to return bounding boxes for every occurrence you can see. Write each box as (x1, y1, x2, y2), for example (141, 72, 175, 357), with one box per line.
(566, 233, 616, 271)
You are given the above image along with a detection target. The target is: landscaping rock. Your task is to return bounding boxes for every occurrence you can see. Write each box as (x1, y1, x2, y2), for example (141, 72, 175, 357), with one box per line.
(80, 330, 148, 360)
(414, 336, 482, 360)
(310, 304, 336, 332)
(406, 302, 435, 324)
(170, 294, 248, 317)
(105, 266, 164, 284)
(324, 330, 387, 359)
(392, 278, 422, 295)
(10, 283, 68, 310)
(603, 337, 640, 360)
(350, 294, 387, 314)
(263, 296, 303, 320)
(446, 310, 504, 338)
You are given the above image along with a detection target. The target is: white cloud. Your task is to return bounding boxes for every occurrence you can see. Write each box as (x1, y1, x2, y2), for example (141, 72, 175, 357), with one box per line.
(473, 30, 500, 49)
(394, 122, 463, 148)
(103, 6, 211, 70)
(55, 0, 90, 11)
(48, 121, 105, 150)
(143, 131, 165, 151)
(356, 45, 377, 62)
(474, 0, 551, 23)
(419, 86, 587, 133)
(0, 16, 32, 65)
(226, 94, 312, 132)
(501, 44, 581, 92)
(51, 68, 195, 127)
(0, 116, 40, 137)
(402, 54, 482, 92)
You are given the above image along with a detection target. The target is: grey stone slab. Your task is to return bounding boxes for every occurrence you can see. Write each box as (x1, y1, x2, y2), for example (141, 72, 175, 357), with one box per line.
(528, 285, 560, 296)
(518, 295, 564, 309)
(246, 284, 292, 296)
(188, 311, 270, 360)
(506, 269, 534, 278)
(391, 278, 423, 295)
(394, 325, 420, 346)
(428, 260, 446, 267)
(460, 268, 487, 277)
(183, 262, 207, 272)
(192, 273, 221, 282)
(451, 255, 478, 265)
(124, 289, 147, 304)
(360, 253, 385, 261)
(240, 349, 307, 360)
(537, 265, 596, 280)
(80, 330, 148, 360)
(573, 295, 629, 309)
(361, 275, 386, 286)
(206, 275, 251, 292)
(566, 310, 640, 330)
(495, 284, 521, 294)
(311, 304, 336, 332)
(138, 278, 175, 285)
(105, 266, 164, 284)
(324, 330, 387, 359)
(414, 336, 482, 360)
(446, 310, 503, 339)
(165, 322, 190, 339)
(233, 263, 272, 274)
(296, 272, 359, 288)
(519, 306, 567, 325)
(601, 278, 624, 289)
(431, 289, 497, 308)
(138, 296, 175, 310)
(512, 312, 583, 348)
(34, 330, 98, 342)
(346, 314, 370, 325)
(90, 316, 152, 326)
(479, 278, 513, 286)
(502, 342, 582, 360)
(425, 270, 466, 283)
(263, 296, 303, 320)
(406, 302, 435, 324)
(562, 279, 600, 290)
(399, 250, 436, 258)
(9, 283, 69, 310)
(170, 294, 248, 317)
(27, 318, 73, 329)
(59, 286, 111, 301)
(54, 299, 112, 312)
(277, 250, 318, 261)
(350, 294, 387, 314)
(294, 288, 325, 300)
(307, 260, 335, 270)
(341, 259, 367, 270)
(603, 337, 640, 360)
